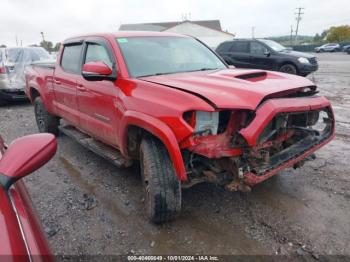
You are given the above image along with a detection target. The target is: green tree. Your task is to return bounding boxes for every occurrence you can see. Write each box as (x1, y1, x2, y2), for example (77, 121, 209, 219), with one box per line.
(53, 42, 61, 52)
(326, 25, 350, 42)
(320, 30, 329, 40)
(40, 40, 53, 52)
(313, 33, 321, 43)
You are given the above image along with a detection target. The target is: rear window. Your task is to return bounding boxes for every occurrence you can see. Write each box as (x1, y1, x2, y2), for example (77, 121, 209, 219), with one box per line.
(5, 47, 51, 63)
(230, 41, 249, 53)
(61, 44, 83, 74)
(6, 48, 23, 63)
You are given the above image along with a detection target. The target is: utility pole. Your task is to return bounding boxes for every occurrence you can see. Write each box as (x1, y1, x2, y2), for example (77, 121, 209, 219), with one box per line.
(290, 25, 294, 45)
(252, 26, 255, 39)
(40, 31, 45, 42)
(295, 7, 304, 43)
(15, 35, 18, 47)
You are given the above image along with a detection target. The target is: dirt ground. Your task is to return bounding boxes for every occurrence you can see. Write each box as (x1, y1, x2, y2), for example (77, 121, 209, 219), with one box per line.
(0, 53, 349, 257)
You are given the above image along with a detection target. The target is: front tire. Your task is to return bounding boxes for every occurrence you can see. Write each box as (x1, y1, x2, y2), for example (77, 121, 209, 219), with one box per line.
(140, 136, 181, 223)
(279, 64, 297, 75)
(34, 97, 59, 135)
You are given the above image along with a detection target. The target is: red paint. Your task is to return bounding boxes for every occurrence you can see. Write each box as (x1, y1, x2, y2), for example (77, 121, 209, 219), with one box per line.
(239, 96, 331, 146)
(243, 132, 335, 186)
(10, 182, 53, 260)
(24, 32, 335, 183)
(0, 135, 55, 259)
(0, 134, 57, 181)
(0, 187, 29, 257)
(82, 61, 112, 75)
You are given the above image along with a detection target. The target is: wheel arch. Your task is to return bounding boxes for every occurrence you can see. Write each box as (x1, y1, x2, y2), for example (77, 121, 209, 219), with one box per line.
(29, 87, 41, 102)
(278, 61, 299, 74)
(119, 111, 187, 181)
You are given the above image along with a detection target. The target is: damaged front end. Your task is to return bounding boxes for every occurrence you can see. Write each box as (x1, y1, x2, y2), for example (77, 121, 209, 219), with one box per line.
(180, 95, 335, 191)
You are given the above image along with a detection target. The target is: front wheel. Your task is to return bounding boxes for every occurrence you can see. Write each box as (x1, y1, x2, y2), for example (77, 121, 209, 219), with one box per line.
(140, 136, 181, 223)
(34, 97, 60, 136)
(279, 64, 297, 75)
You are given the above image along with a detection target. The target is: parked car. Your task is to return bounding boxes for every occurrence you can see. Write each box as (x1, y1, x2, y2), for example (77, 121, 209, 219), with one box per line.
(0, 133, 56, 259)
(216, 39, 318, 76)
(342, 45, 350, 53)
(25, 32, 335, 223)
(0, 47, 53, 106)
(314, 43, 341, 53)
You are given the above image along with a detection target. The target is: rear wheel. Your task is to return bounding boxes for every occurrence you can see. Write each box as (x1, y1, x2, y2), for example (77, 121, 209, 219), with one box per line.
(34, 97, 59, 135)
(279, 64, 297, 75)
(140, 136, 181, 223)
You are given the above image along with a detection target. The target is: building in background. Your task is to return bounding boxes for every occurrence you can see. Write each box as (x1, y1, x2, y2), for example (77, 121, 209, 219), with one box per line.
(119, 20, 234, 48)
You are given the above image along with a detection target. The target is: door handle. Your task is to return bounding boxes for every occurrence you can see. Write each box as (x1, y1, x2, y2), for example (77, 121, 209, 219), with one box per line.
(77, 84, 87, 92)
(53, 79, 61, 85)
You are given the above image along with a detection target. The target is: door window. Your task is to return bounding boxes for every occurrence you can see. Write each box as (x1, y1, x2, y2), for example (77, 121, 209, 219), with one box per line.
(250, 42, 268, 55)
(84, 43, 113, 68)
(61, 44, 83, 74)
(229, 42, 249, 53)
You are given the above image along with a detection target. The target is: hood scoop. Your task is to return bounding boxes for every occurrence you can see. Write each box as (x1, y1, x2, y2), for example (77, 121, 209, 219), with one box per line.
(235, 71, 267, 82)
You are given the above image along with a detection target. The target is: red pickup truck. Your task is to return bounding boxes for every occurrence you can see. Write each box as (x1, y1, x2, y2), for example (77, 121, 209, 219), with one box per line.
(25, 32, 335, 223)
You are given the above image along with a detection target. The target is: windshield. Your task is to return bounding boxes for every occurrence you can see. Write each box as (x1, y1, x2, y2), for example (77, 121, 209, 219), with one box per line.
(259, 39, 287, 52)
(116, 36, 227, 77)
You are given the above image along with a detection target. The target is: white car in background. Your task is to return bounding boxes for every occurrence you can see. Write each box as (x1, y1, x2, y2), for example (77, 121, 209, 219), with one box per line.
(314, 43, 341, 53)
(0, 47, 53, 105)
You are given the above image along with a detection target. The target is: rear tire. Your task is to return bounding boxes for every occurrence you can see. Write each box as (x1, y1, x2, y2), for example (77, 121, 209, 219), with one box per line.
(279, 64, 297, 75)
(140, 136, 181, 223)
(34, 97, 59, 136)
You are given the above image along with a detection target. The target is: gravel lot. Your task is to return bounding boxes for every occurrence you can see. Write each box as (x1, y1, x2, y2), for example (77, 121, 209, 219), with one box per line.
(0, 53, 349, 257)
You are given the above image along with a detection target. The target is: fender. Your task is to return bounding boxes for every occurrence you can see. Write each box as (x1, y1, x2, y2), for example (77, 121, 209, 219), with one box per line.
(27, 81, 55, 114)
(119, 111, 187, 181)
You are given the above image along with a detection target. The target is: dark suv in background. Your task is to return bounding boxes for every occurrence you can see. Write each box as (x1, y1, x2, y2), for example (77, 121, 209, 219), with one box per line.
(216, 39, 318, 76)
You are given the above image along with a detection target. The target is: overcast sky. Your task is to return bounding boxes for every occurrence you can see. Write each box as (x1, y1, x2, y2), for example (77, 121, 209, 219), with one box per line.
(1, 0, 349, 46)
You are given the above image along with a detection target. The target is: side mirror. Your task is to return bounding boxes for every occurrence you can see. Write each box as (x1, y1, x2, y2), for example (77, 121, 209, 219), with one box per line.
(82, 61, 114, 81)
(0, 134, 57, 190)
(264, 50, 271, 57)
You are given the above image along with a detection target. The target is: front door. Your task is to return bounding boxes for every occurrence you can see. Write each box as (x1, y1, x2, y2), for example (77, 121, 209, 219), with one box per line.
(77, 39, 119, 146)
(249, 41, 272, 70)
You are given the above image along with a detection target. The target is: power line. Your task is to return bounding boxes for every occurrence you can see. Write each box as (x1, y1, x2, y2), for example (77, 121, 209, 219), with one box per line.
(295, 7, 304, 43)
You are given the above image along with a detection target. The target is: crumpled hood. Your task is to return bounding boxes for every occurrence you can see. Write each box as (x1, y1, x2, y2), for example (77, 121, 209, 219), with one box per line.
(140, 69, 315, 110)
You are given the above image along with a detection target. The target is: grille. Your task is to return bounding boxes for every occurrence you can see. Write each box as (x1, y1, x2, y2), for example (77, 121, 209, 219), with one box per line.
(308, 57, 317, 65)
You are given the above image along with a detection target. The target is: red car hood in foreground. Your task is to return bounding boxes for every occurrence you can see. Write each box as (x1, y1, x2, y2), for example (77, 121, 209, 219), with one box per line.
(141, 69, 315, 110)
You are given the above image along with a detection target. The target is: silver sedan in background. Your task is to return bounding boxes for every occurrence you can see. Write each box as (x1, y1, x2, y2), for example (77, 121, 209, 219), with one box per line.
(0, 47, 53, 105)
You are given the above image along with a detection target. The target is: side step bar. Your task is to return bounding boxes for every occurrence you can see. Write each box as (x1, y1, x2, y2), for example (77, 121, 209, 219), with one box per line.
(59, 125, 133, 168)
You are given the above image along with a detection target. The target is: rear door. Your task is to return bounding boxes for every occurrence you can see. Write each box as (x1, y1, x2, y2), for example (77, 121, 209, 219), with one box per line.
(76, 38, 119, 146)
(53, 42, 83, 125)
(226, 41, 251, 68)
(249, 41, 273, 70)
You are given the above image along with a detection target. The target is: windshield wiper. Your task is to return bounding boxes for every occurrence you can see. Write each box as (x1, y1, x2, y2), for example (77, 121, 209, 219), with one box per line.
(196, 67, 219, 71)
(137, 68, 220, 78)
(137, 72, 177, 78)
